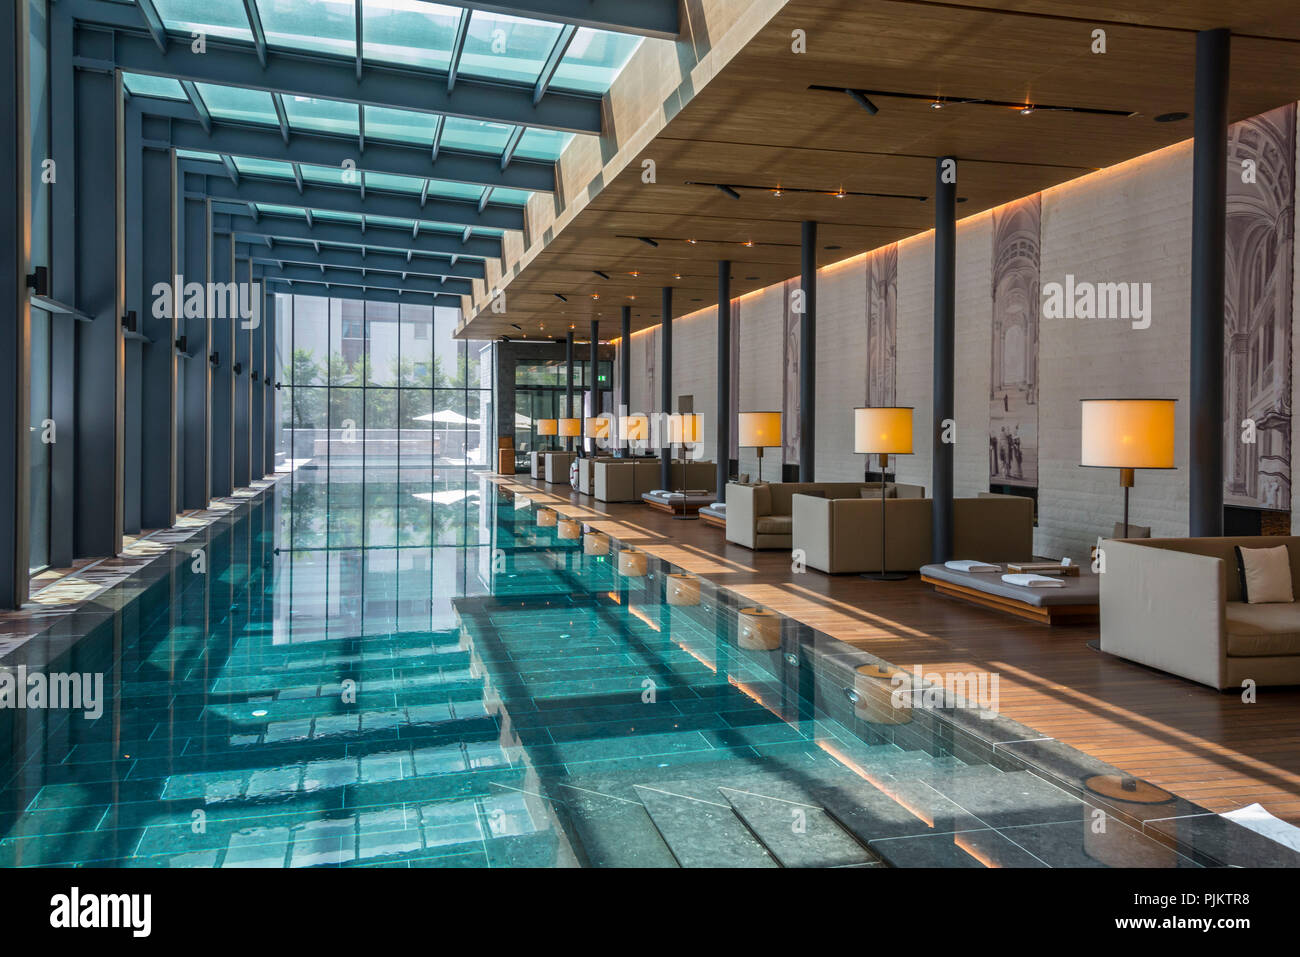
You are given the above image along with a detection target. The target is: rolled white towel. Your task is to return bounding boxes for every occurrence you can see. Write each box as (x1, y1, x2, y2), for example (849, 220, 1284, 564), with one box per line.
(1002, 573, 1065, 588)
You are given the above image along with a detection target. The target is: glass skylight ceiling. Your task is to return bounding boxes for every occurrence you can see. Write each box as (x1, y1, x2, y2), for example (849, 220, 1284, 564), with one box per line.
(150, 0, 644, 96)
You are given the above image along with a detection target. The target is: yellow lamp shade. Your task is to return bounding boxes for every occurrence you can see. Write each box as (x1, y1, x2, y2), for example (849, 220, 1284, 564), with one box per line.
(620, 414, 649, 441)
(537, 419, 558, 436)
(584, 416, 610, 438)
(558, 418, 581, 437)
(854, 407, 913, 455)
(1080, 399, 1176, 469)
(738, 411, 782, 449)
(666, 413, 703, 444)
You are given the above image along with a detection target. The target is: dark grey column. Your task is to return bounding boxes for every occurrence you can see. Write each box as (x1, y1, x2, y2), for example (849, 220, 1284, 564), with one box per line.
(1189, 28, 1230, 537)
(1, 0, 29, 606)
(263, 287, 276, 477)
(209, 220, 234, 498)
(660, 286, 673, 490)
(565, 328, 575, 451)
(932, 156, 956, 562)
(589, 320, 599, 454)
(250, 268, 265, 481)
(232, 255, 252, 488)
(799, 220, 817, 480)
(73, 62, 125, 559)
(123, 108, 143, 535)
(182, 194, 210, 508)
(620, 305, 631, 456)
(139, 142, 178, 529)
(717, 261, 731, 502)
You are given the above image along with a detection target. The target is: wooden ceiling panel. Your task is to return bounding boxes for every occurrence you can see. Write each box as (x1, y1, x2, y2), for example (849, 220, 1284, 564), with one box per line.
(463, 0, 1300, 339)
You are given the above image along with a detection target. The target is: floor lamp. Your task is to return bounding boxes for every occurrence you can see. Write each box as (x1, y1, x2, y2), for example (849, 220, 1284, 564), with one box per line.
(669, 413, 703, 520)
(738, 411, 782, 483)
(854, 407, 913, 581)
(1080, 398, 1176, 536)
(558, 417, 581, 452)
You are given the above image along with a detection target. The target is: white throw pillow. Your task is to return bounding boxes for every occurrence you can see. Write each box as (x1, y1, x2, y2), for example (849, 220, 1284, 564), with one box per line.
(1236, 544, 1295, 604)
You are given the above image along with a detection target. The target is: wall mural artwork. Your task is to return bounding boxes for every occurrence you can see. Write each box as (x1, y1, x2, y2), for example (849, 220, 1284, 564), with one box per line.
(866, 244, 899, 407)
(989, 194, 1042, 488)
(1224, 103, 1296, 512)
(782, 278, 800, 467)
(644, 327, 658, 415)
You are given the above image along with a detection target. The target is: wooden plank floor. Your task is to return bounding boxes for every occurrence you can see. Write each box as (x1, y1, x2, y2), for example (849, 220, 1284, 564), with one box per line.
(500, 475, 1300, 824)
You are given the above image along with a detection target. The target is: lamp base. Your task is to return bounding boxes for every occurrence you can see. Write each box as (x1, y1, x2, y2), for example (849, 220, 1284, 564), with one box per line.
(861, 572, 908, 582)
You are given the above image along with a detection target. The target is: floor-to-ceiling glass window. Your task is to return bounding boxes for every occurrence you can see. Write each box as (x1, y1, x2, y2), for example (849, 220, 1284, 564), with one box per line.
(273, 293, 492, 641)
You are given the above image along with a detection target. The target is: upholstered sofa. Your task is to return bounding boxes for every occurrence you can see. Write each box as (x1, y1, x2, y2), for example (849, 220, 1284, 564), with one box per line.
(1100, 536, 1300, 690)
(725, 482, 925, 550)
(792, 493, 1034, 572)
(542, 451, 577, 484)
(592, 459, 663, 502)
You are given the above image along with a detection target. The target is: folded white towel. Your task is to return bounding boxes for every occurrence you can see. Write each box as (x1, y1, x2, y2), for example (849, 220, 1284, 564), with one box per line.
(708, 503, 726, 511)
(945, 559, 999, 573)
(1221, 803, 1300, 853)
(1002, 573, 1065, 588)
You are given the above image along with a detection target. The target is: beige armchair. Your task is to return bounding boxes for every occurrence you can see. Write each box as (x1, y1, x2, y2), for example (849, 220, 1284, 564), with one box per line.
(1100, 536, 1300, 690)
(725, 482, 925, 550)
(792, 494, 1033, 573)
(542, 451, 577, 484)
(592, 459, 662, 502)
(576, 456, 617, 495)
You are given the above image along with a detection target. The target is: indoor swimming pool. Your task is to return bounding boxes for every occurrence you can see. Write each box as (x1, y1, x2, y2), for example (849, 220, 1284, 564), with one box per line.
(0, 478, 1236, 867)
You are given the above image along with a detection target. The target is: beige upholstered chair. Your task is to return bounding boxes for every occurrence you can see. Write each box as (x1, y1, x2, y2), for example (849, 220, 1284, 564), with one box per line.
(725, 482, 925, 550)
(1100, 536, 1300, 690)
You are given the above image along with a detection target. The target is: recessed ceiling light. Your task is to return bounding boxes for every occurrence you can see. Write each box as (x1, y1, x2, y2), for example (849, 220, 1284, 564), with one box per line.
(772, 187, 783, 197)
(1155, 111, 1189, 123)
(745, 276, 759, 281)
(824, 244, 841, 250)
(591, 293, 600, 300)
(629, 270, 639, 277)
(686, 238, 697, 245)
(1020, 105, 1035, 115)
(930, 100, 944, 110)
(673, 273, 681, 279)
(835, 188, 846, 199)
(742, 240, 755, 247)
(628, 295, 637, 300)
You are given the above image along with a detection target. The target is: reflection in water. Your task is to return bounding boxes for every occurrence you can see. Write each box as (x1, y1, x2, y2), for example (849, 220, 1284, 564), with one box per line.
(0, 477, 1196, 868)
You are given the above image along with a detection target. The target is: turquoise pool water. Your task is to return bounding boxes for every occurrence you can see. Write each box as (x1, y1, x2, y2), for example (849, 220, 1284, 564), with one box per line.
(0, 477, 1207, 867)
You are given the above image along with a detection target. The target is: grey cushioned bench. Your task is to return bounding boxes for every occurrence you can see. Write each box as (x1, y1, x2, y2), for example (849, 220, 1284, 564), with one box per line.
(920, 563, 1099, 625)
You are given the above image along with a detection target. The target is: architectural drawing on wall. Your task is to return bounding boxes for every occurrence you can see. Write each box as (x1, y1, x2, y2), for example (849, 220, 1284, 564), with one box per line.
(865, 244, 898, 407)
(989, 194, 1042, 488)
(1224, 103, 1296, 512)
(782, 278, 801, 467)
(644, 327, 658, 416)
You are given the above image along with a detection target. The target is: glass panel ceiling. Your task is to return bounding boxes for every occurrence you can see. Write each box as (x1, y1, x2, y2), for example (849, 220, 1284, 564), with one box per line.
(363, 0, 460, 72)
(195, 83, 278, 125)
(152, 0, 254, 44)
(283, 96, 359, 135)
(152, 1, 648, 98)
(256, 0, 356, 58)
(122, 72, 187, 100)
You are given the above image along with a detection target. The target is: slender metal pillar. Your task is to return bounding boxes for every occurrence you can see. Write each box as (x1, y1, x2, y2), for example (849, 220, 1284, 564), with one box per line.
(1, 0, 30, 606)
(717, 261, 731, 502)
(589, 320, 599, 454)
(565, 328, 575, 451)
(232, 255, 252, 488)
(1189, 28, 1231, 537)
(209, 217, 234, 498)
(799, 220, 816, 480)
(620, 305, 631, 456)
(932, 156, 956, 562)
(250, 267, 265, 481)
(660, 286, 673, 491)
(72, 63, 125, 559)
(182, 193, 210, 508)
(264, 287, 276, 477)
(139, 141, 178, 529)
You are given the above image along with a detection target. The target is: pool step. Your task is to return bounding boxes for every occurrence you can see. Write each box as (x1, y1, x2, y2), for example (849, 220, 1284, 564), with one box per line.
(633, 784, 778, 868)
(719, 787, 877, 867)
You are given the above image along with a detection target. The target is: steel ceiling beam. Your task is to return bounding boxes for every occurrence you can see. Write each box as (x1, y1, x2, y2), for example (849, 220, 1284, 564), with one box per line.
(232, 241, 487, 280)
(256, 261, 472, 296)
(135, 99, 556, 191)
(214, 207, 501, 259)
